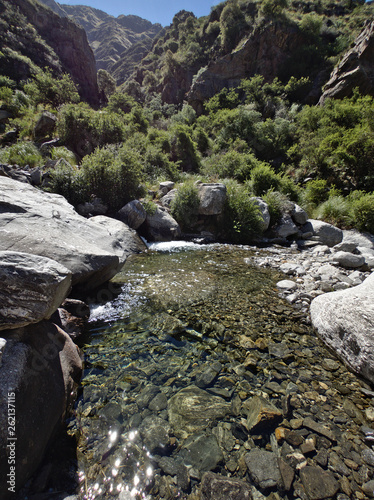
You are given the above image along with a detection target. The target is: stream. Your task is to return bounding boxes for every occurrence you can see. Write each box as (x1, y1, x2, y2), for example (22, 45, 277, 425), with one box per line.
(67, 242, 374, 500)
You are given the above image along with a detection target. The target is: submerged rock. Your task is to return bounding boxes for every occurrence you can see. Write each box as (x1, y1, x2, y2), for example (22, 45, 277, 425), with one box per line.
(245, 448, 282, 489)
(201, 471, 252, 500)
(167, 385, 230, 439)
(243, 395, 283, 433)
(310, 272, 374, 384)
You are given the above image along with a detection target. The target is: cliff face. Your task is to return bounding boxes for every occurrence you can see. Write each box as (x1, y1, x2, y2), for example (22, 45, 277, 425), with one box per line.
(60, 4, 162, 76)
(319, 20, 374, 104)
(187, 22, 307, 112)
(8, 0, 99, 105)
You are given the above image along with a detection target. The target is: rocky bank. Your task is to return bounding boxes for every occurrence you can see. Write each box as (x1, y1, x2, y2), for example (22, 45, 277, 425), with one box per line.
(0, 177, 145, 495)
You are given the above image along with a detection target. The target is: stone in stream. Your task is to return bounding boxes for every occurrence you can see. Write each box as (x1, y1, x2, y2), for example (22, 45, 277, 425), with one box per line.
(245, 448, 282, 489)
(138, 415, 171, 454)
(243, 395, 283, 433)
(180, 432, 223, 472)
(141, 206, 181, 241)
(201, 471, 252, 500)
(299, 466, 339, 500)
(197, 183, 227, 215)
(331, 250, 365, 269)
(167, 385, 230, 439)
(305, 219, 343, 247)
(117, 199, 147, 230)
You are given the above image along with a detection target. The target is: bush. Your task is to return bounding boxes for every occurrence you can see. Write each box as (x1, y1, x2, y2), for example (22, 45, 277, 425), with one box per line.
(314, 195, 352, 228)
(24, 69, 80, 108)
(51, 146, 77, 166)
(300, 179, 329, 210)
(250, 163, 281, 196)
(79, 145, 143, 212)
(202, 150, 261, 182)
(170, 181, 200, 231)
(221, 180, 264, 243)
(263, 190, 292, 227)
(351, 193, 374, 234)
(0, 141, 43, 167)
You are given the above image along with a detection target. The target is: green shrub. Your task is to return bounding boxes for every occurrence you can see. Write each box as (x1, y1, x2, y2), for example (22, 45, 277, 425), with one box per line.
(250, 163, 280, 196)
(171, 181, 200, 231)
(0, 141, 42, 167)
(169, 124, 201, 172)
(48, 161, 85, 207)
(24, 69, 80, 107)
(221, 180, 264, 243)
(57, 103, 128, 157)
(143, 145, 179, 181)
(314, 195, 352, 228)
(262, 190, 291, 227)
(351, 193, 374, 234)
(79, 145, 143, 212)
(51, 146, 77, 166)
(300, 179, 329, 209)
(202, 150, 260, 182)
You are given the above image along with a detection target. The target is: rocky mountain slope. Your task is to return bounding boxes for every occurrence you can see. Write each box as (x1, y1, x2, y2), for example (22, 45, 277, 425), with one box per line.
(37, 0, 162, 77)
(0, 0, 99, 104)
(126, 0, 374, 107)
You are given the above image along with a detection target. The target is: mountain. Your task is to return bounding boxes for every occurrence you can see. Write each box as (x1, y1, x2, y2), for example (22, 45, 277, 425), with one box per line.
(40, 2, 163, 77)
(124, 0, 374, 108)
(0, 0, 99, 104)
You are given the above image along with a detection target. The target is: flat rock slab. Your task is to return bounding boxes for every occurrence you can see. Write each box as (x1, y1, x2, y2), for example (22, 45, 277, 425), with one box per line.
(167, 385, 230, 439)
(0, 251, 72, 331)
(0, 177, 145, 289)
(310, 272, 374, 384)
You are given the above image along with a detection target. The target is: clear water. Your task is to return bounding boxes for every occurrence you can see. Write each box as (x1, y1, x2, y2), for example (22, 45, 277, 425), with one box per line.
(69, 243, 344, 499)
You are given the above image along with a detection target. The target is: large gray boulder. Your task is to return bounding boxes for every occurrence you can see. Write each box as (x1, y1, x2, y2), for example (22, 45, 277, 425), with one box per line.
(304, 219, 343, 247)
(142, 206, 181, 242)
(310, 272, 374, 383)
(117, 200, 147, 230)
(198, 183, 227, 216)
(0, 321, 82, 495)
(0, 178, 144, 290)
(0, 252, 72, 331)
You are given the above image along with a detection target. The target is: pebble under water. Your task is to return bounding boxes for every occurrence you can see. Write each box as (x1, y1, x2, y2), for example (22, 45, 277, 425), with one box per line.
(69, 243, 374, 500)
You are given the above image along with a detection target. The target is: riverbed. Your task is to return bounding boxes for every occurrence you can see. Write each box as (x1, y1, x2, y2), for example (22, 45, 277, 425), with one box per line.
(60, 242, 374, 500)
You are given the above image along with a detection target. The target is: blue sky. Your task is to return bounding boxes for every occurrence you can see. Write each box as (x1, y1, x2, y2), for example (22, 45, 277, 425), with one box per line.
(61, 0, 220, 26)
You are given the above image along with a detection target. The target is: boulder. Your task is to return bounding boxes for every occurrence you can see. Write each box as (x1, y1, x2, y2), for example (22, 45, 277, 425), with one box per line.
(76, 197, 108, 217)
(250, 197, 270, 232)
(304, 219, 343, 247)
(274, 215, 299, 238)
(201, 472, 252, 500)
(0, 178, 144, 290)
(291, 204, 308, 225)
(142, 206, 181, 242)
(33, 111, 57, 141)
(0, 251, 72, 331)
(117, 200, 147, 230)
(310, 272, 374, 384)
(167, 385, 230, 439)
(159, 181, 175, 196)
(0, 321, 82, 494)
(341, 229, 374, 249)
(160, 189, 178, 209)
(198, 183, 227, 216)
(331, 250, 365, 269)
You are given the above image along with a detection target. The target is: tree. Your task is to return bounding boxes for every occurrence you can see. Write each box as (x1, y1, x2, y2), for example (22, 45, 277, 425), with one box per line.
(24, 69, 80, 108)
(261, 0, 288, 17)
(97, 69, 116, 101)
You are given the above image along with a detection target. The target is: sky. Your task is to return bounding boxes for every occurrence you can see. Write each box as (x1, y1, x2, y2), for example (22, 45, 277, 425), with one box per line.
(61, 0, 220, 26)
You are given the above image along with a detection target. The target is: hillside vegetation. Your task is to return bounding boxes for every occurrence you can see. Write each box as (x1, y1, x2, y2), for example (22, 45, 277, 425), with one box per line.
(0, 0, 373, 242)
